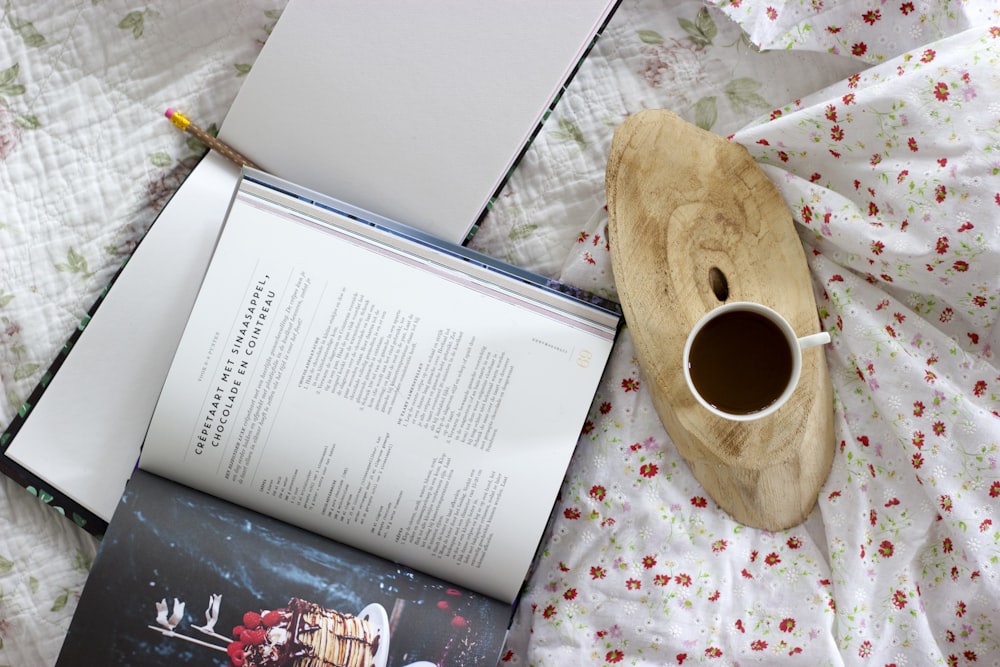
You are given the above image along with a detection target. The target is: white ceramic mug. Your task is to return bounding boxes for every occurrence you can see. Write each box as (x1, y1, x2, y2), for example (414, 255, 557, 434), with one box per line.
(682, 302, 830, 421)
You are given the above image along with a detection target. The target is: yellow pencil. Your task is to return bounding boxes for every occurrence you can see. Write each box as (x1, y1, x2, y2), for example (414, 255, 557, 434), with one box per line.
(165, 108, 261, 170)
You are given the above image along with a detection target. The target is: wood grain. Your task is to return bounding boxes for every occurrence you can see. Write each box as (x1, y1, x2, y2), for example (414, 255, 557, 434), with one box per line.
(606, 109, 834, 530)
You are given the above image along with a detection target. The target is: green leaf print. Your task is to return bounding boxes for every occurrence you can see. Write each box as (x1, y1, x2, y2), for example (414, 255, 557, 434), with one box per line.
(15, 113, 40, 129)
(235, 63, 252, 77)
(118, 10, 155, 39)
(8, 10, 47, 48)
(724, 78, 771, 113)
(55, 247, 94, 279)
(0, 555, 13, 573)
(52, 589, 69, 612)
(637, 29, 664, 45)
(508, 223, 538, 242)
(692, 96, 718, 131)
(0, 63, 26, 101)
(679, 7, 717, 47)
(148, 151, 172, 167)
(13, 362, 38, 381)
(0, 290, 13, 308)
(551, 117, 588, 149)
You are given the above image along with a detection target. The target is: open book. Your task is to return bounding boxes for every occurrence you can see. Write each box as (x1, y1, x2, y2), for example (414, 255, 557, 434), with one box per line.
(0, 0, 619, 531)
(55, 171, 619, 665)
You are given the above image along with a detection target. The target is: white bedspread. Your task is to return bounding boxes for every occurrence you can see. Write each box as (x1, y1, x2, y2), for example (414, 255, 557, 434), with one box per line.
(2, 0, 998, 665)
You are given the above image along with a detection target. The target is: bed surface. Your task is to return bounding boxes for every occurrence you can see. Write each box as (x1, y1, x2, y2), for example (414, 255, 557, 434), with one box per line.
(2, 0, 998, 664)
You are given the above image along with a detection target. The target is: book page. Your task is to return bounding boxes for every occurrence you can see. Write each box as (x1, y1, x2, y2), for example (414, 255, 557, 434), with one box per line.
(139, 177, 617, 603)
(59, 470, 511, 666)
(2, 153, 241, 523)
(219, 0, 618, 242)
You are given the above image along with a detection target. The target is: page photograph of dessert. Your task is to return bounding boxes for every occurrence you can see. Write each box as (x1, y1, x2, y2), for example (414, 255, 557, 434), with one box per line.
(55, 470, 510, 667)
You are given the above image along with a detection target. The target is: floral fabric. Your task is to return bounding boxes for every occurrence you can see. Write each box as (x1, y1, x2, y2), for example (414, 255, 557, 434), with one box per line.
(704, 0, 998, 64)
(478, 8, 1000, 667)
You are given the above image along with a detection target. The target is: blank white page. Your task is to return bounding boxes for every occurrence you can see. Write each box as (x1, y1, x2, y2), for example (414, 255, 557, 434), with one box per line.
(220, 0, 617, 243)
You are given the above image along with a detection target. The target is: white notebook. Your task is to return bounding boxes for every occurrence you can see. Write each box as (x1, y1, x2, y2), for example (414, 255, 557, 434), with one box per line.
(3, 0, 618, 525)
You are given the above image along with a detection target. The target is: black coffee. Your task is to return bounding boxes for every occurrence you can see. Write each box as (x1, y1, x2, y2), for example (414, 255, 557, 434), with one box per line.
(687, 310, 793, 415)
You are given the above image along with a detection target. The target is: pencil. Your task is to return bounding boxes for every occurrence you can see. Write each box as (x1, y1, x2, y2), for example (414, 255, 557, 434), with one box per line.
(165, 108, 261, 170)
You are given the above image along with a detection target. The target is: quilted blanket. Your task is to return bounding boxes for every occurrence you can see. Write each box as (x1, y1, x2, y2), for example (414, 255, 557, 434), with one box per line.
(1, 0, 998, 665)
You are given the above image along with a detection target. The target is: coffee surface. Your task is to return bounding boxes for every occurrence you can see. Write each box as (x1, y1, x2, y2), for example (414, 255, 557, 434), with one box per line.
(687, 310, 793, 415)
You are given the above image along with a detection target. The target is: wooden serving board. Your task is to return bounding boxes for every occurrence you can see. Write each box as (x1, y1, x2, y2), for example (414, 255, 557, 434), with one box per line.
(606, 110, 834, 531)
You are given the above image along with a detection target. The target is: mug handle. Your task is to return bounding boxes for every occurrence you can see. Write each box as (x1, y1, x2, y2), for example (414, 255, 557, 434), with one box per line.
(797, 332, 831, 350)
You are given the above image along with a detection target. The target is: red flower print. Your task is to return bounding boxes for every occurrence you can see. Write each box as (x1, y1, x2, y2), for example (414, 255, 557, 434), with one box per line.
(741, 568, 753, 579)
(859, 640, 872, 657)
(542, 605, 557, 619)
(893, 590, 908, 609)
(935, 236, 949, 254)
(751, 640, 767, 651)
(829, 124, 845, 141)
(955, 600, 967, 617)
(705, 647, 723, 658)
(934, 81, 950, 101)
(939, 307, 953, 323)
(981, 519, 993, 532)
(676, 654, 687, 665)
(990, 481, 1000, 498)
(766, 6, 777, 20)
(921, 48, 936, 63)
(851, 42, 867, 57)
(639, 463, 658, 478)
(708, 590, 720, 601)
(501, 649, 515, 662)
(599, 401, 612, 414)
(621, 377, 640, 392)
(964, 651, 978, 662)
(900, 2, 915, 15)
(861, 9, 880, 24)
(908, 137, 918, 151)
(735, 619, 745, 633)
(871, 240, 884, 254)
(626, 578, 641, 591)
(825, 104, 838, 121)
(606, 649, 624, 663)
(912, 453, 924, 469)
(779, 617, 796, 632)
(786, 536, 802, 549)
(943, 537, 953, 553)
(590, 485, 606, 500)
(576, 231, 590, 243)
(940, 495, 953, 512)
(654, 574, 670, 586)
(712, 539, 728, 552)
(590, 566, 606, 580)
(564, 588, 577, 600)
(932, 421, 946, 436)
(897, 169, 909, 183)
(642, 555, 657, 569)
(691, 496, 707, 508)
(952, 260, 969, 272)
(842, 92, 856, 105)
(564, 507, 581, 520)
(878, 540, 894, 558)
(764, 552, 781, 566)
(675, 573, 692, 587)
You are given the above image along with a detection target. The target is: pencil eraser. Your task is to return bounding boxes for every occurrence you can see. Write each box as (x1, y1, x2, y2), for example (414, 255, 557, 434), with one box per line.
(164, 108, 175, 119)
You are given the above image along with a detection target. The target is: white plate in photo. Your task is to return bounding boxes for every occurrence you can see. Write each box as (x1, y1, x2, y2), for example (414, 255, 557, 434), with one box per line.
(358, 602, 390, 667)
